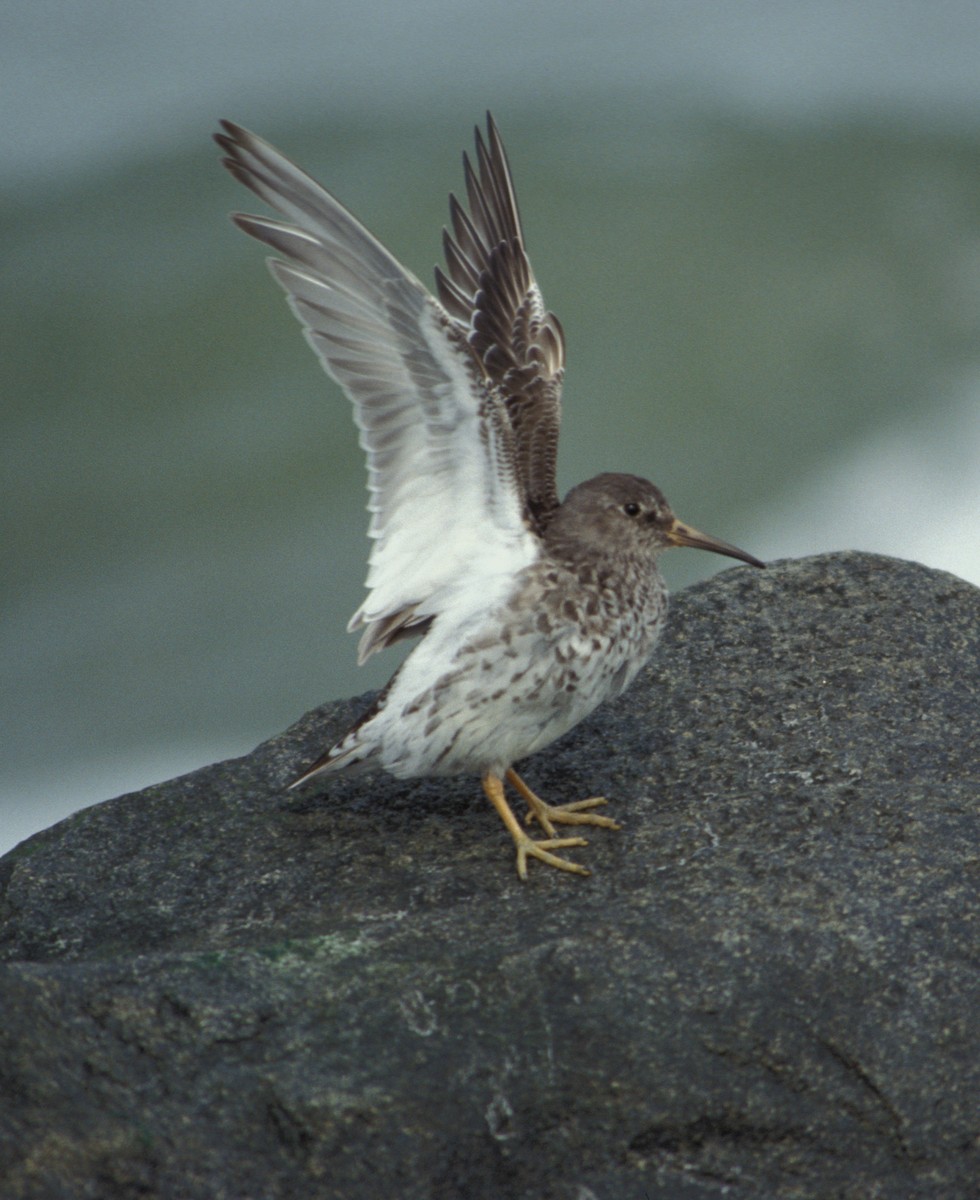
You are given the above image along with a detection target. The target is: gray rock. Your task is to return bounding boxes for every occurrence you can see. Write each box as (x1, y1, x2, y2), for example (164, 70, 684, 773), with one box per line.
(1, 552, 977, 1199)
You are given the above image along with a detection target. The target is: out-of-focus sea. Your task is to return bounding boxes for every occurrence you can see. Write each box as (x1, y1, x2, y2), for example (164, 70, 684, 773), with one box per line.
(3, 1, 979, 854)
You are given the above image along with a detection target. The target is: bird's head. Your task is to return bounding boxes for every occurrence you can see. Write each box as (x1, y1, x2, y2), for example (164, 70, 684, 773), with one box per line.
(549, 473, 765, 569)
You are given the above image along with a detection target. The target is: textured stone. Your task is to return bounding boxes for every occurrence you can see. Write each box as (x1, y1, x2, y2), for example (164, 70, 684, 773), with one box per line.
(1, 552, 977, 1199)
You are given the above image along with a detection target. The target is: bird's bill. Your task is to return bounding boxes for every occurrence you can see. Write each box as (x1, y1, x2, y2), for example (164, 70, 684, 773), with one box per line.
(667, 519, 766, 568)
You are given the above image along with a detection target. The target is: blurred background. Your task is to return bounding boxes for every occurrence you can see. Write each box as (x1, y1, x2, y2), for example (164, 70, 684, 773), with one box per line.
(3, 0, 980, 854)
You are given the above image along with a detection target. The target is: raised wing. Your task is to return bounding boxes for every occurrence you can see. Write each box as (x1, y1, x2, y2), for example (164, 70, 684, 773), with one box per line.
(435, 114, 565, 529)
(215, 121, 539, 661)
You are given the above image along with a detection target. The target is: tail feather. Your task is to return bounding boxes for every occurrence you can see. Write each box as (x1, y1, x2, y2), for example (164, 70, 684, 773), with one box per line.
(288, 677, 394, 788)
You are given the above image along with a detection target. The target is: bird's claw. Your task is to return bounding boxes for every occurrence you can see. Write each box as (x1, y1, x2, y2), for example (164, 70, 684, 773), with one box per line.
(515, 833, 590, 879)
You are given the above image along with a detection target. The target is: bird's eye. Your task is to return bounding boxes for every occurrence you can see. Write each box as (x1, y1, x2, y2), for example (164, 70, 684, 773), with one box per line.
(623, 502, 641, 517)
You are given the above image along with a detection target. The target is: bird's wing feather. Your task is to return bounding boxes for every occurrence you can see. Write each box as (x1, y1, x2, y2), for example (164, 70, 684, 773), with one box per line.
(215, 121, 539, 661)
(435, 114, 565, 528)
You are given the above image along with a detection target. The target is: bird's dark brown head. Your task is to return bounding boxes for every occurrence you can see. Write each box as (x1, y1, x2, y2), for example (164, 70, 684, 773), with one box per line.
(547, 472, 765, 568)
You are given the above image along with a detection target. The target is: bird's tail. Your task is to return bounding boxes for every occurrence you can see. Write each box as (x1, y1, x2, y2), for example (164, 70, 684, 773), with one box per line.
(287, 716, 384, 790)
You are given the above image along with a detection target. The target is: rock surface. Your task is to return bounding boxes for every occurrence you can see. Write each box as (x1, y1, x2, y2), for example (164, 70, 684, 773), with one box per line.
(1, 552, 978, 1200)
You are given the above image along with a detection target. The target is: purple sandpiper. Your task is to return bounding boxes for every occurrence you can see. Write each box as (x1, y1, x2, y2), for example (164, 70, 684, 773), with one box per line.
(215, 114, 765, 878)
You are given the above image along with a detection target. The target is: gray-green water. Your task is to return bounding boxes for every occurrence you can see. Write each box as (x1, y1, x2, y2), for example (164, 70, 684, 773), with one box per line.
(3, 2, 980, 852)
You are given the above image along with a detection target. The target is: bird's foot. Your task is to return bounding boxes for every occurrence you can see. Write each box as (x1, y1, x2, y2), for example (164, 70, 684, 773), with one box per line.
(524, 795, 619, 836)
(514, 831, 591, 880)
(483, 771, 592, 879)
(505, 768, 621, 837)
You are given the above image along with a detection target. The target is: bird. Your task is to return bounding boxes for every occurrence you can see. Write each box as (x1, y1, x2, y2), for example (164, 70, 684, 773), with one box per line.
(214, 113, 765, 879)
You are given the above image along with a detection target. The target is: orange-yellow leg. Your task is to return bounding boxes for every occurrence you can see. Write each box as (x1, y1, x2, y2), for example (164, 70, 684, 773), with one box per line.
(482, 772, 590, 879)
(505, 768, 621, 838)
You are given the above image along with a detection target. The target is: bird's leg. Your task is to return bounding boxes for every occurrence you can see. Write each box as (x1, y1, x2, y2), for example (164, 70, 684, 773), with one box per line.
(505, 768, 621, 836)
(482, 772, 590, 879)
